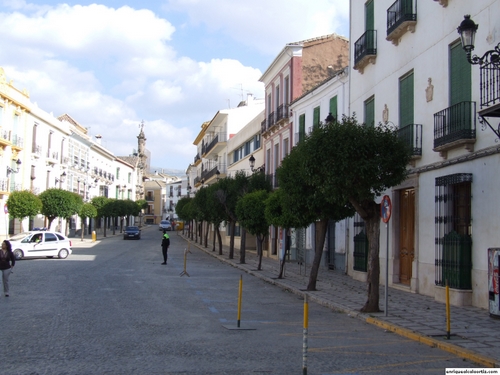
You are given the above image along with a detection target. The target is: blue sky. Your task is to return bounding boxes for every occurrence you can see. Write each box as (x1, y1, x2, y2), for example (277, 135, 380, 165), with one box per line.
(0, 0, 349, 171)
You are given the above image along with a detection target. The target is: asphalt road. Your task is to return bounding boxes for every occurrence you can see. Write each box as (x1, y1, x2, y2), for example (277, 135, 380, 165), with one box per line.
(1, 227, 478, 374)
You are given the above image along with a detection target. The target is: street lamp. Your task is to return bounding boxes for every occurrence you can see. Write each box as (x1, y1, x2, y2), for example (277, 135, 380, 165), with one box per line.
(457, 14, 500, 139)
(325, 113, 335, 124)
(457, 15, 500, 66)
(6, 159, 22, 176)
(249, 154, 255, 172)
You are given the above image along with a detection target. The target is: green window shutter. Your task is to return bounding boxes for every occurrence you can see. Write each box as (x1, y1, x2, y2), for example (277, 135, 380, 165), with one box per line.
(450, 43, 471, 105)
(364, 97, 375, 127)
(365, 0, 374, 31)
(313, 106, 320, 128)
(329, 96, 338, 120)
(399, 72, 414, 127)
(299, 114, 305, 142)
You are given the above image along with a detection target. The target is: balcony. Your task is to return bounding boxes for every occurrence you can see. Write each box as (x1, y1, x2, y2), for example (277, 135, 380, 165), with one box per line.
(0, 128, 10, 144)
(0, 178, 8, 193)
(11, 134, 23, 150)
(353, 30, 377, 74)
(434, 101, 476, 158)
(203, 133, 226, 158)
(276, 104, 290, 123)
(32, 144, 43, 158)
(46, 150, 59, 165)
(261, 119, 267, 134)
(193, 153, 201, 166)
(398, 123, 422, 164)
(386, 0, 417, 46)
(477, 58, 500, 118)
(145, 196, 154, 202)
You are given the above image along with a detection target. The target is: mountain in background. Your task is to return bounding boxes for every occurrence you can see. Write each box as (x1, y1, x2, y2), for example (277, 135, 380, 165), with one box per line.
(149, 167, 186, 178)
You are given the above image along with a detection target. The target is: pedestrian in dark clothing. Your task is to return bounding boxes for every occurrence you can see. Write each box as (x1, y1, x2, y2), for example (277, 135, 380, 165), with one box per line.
(161, 230, 170, 265)
(0, 240, 15, 297)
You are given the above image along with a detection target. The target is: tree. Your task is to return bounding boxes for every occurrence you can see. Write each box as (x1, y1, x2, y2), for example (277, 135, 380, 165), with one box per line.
(6, 190, 42, 232)
(193, 187, 210, 247)
(205, 183, 227, 254)
(78, 203, 97, 241)
(277, 139, 354, 292)
(278, 115, 411, 312)
(38, 189, 76, 229)
(236, 190, 270, 270)
(265, 189, 306, 278)
(91, 196, 109, 236)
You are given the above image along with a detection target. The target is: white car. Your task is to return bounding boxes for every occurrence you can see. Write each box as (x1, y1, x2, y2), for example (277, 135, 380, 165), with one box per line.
(8, 231, 73, 260)
(159, 220, 172, 231)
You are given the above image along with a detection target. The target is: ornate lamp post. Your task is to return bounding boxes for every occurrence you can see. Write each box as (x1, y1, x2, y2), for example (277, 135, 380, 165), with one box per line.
(457, 15, 500, 66)
(249, 154, 255, 172)
(457, 15, 500, 139)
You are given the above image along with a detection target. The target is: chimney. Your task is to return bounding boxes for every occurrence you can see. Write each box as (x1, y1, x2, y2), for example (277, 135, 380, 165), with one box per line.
(247, 93, 253, 105)
(95, 134, 102, 145)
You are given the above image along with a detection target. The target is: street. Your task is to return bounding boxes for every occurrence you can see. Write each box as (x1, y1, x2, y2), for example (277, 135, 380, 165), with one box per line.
(1, 227, 478, 375)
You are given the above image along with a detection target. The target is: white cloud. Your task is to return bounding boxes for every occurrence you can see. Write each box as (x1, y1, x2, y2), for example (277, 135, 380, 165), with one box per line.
(0, 1, 348, 170)
(164, 0, 349, 55)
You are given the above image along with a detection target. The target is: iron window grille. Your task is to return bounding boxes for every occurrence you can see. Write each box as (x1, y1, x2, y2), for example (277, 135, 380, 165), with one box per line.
(435, 173, 473, 289)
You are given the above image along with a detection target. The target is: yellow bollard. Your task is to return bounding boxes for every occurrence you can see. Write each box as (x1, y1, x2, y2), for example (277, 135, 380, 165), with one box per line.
(92, 231, 96, 242)
(237, 275, 243, 328)
(446, 279, 451, 339)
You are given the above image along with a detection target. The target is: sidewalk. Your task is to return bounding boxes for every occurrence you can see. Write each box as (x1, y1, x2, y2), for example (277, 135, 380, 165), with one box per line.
(180, 234, 500, 368)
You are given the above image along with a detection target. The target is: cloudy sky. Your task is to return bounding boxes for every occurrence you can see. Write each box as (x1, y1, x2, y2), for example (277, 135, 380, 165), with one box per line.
(0, 0, 349, 171)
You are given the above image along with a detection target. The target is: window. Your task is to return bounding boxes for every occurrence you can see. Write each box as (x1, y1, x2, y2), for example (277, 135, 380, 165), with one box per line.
(275, 85, 280, 109)
(32, 123, 38, 152)
(116, 168, 120, 179)
(0, 105, 3, 127)
(364, 96, 375, 127)
(435, 173, 472, 289)
(45, 233, 58, 242)
(450, 42, 471, 106)
(313, 106, 320, 129)
(298, 114, 306, 142)
(283, 138, 289, 158)
(244, 140, 251, 156)
(399, 72, 414, 127)
(365, 0, 374, 31)
(284, 77, 290, 106)
(253, 134, 260, 150)
(128, 172, 131, 183)
(329, 96, 338, 121)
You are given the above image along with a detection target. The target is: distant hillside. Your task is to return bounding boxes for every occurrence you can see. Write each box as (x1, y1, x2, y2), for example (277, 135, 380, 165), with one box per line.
(149, 167, 186, 177)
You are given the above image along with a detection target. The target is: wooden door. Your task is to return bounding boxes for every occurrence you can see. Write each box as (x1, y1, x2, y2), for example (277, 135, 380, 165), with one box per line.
(399, 189, 415, 285)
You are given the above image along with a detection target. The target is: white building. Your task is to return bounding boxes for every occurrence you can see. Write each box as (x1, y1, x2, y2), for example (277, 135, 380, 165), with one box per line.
(348, 0, 500, 309)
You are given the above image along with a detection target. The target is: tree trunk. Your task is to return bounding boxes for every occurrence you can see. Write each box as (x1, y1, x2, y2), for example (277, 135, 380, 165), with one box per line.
(306, 219, 329, 291)
(360, 202, 382, 313)
(212, 225, 216, 251)
(204, 222, 209, 248)
(257, 235, 263, 270)
(217, 227, 223, 255)
(229, 221, 235, 259)
(194, 220, 198, 242)
(239, 227, 246, 264)
(199, 220, 203, 244)
(103, 217, 107, 238)
(112, 217, 116, 235)
(81, 219, 85, 241)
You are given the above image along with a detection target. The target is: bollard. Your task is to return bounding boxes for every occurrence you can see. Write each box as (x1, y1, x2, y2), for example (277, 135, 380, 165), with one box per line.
(92, 231, 96, 242)
(180, 243, 191, 277)
(446, 279, 451, 340)
(237, 275, 243, 328)
(303, 294, 309, 375)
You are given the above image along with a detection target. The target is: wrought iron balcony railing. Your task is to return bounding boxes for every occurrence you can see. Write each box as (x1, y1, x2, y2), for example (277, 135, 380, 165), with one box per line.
(387, 0, 417, 36)
(398, 123, 422, 156)
(434, 101, 476, 148)
(276, 104, 290, 122)
(354, 30, 377, 66)
(480, 59, 500, 109)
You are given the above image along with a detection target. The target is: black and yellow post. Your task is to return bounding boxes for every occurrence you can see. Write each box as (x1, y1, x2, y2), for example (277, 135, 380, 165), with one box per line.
(237, 275, 243, 328)
(303, 294, 309, 375)
(446, 279, 451, 340)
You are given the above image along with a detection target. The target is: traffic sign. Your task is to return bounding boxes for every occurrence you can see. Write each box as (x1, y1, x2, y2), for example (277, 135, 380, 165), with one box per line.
(380, 195, 392, 223)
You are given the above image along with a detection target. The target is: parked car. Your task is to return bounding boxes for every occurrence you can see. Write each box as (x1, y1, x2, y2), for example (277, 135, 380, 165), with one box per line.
(8, 231, 73, 260)
(159, 220, 172, 231)
(123, 226, 141, 240)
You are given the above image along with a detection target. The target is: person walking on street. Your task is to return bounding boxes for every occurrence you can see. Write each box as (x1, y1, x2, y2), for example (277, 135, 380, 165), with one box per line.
(161, 230, 170, 265)
(0, 240, 15, 297)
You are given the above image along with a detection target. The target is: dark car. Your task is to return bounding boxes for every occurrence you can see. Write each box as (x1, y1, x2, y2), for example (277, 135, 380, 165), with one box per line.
(123, 226, 141, 240)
